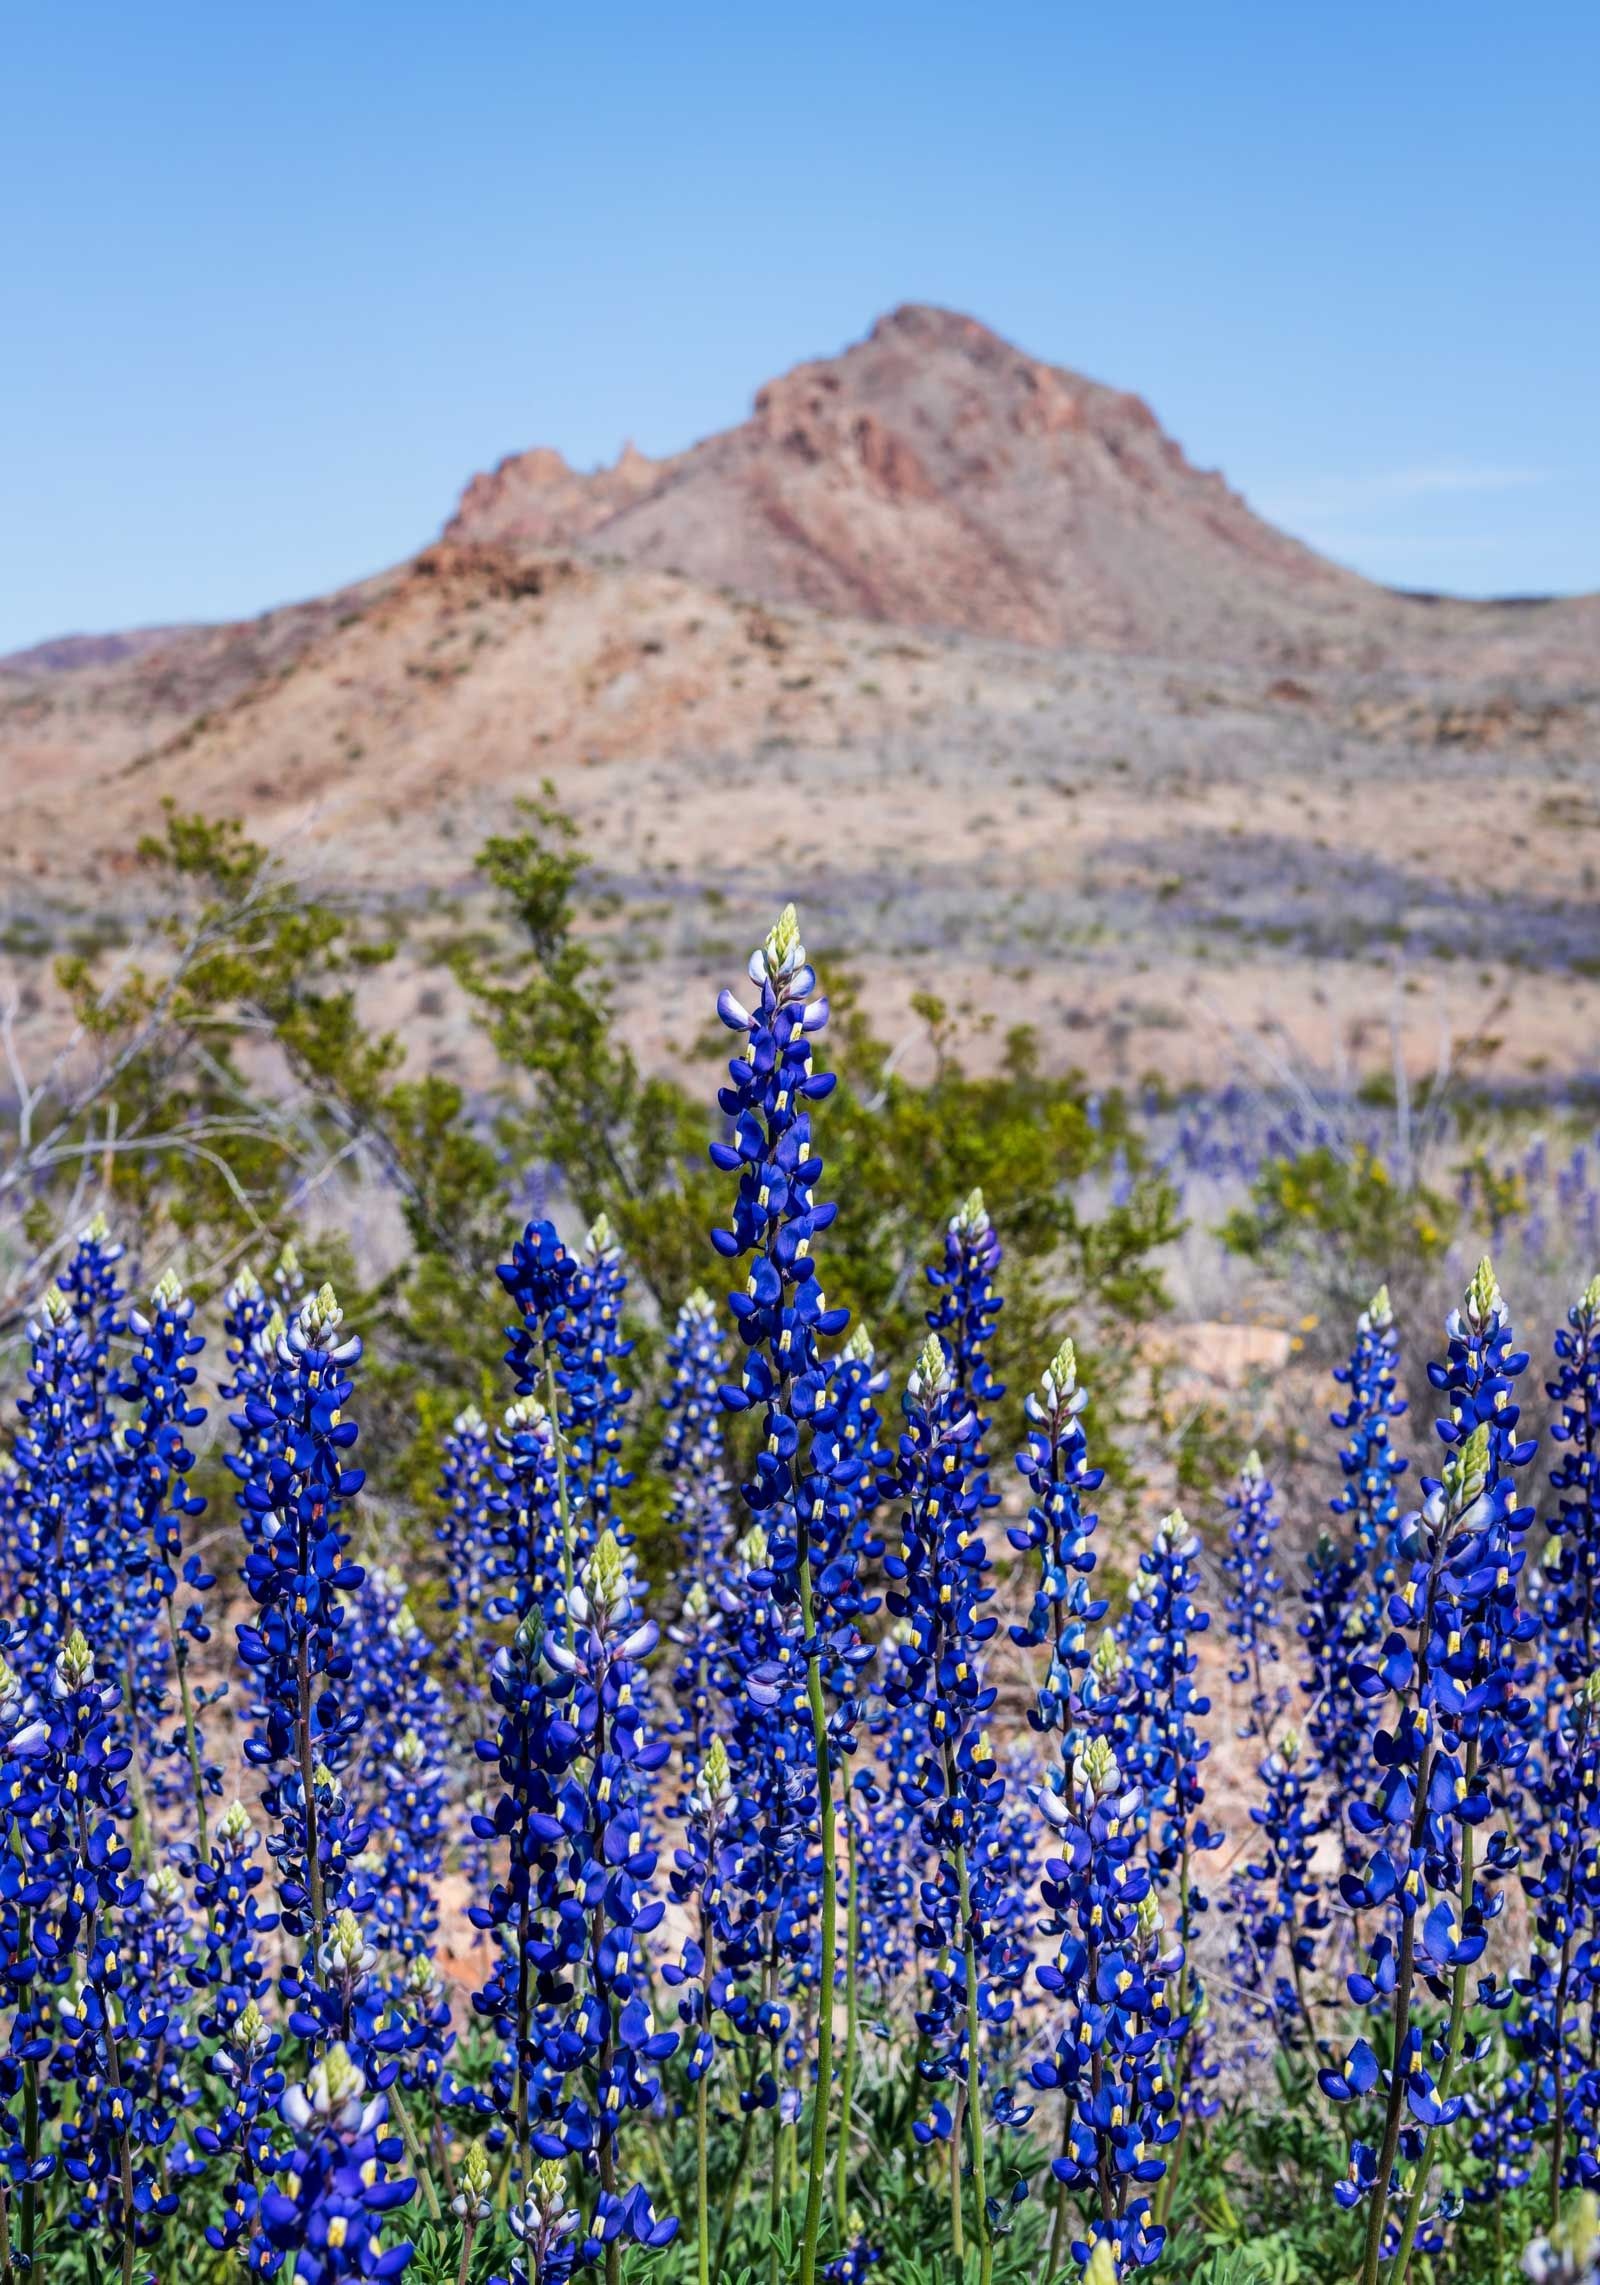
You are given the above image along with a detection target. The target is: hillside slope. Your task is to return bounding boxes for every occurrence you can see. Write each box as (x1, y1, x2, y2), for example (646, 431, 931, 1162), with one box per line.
(2, 308, 1597, 1093)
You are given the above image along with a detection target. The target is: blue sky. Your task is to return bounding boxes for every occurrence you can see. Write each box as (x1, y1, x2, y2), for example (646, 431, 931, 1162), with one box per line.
(3, 1, 1596, 652)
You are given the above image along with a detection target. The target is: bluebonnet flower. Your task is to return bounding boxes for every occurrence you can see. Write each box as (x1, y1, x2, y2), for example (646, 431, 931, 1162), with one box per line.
(1028, 1730, 1184, 2273)
(1303, 1290, 1408, 1875)
(499, 1213, 636, 1617)
(924, 1190, 1004, 1508)
(849, 1741, 919, 2002)
(664, 1733, 758, 2285)
(508, 2156, 583, 2285)
(234, 1284, 369, 1968)
(974, 1742, 1047, 2074)
(563, 1216, 634, 1553)
(433, 1401, 497, 1689)
(347, 1571, 449, 1961)
(711, 903, 850, 2281)
(506, 2154, 673, 2285)
(1300, 1525, 1369, 1879)
(8, 1279, 118, 1686)
(468, 1598, 582, 2163)
(490, 1394, 564, 1630)
(710, 1520, 822, 2109)
(189, 1801, 284, 2255)
(1222, 1450, 1288, 1743)
(1224, 1724, 1331, 2053)
(538, 1533, 678, 2267)
(1117, 1509, 1221, 2129)
(1503, 1667, 1600, 2219)
(470, 1525, 677, 2275)
(448, 2137, 494, 2278)
(219, 1269, 286, 1552)
(259, 2043, 415, 2282)
(20, 1629, 164, 2254)
(661, 1290, 736, 1793)
(666, 1735, 742, 2081)
(1332, 1284, 1409, 1595)
(113, 1268, 220, 1845)
(1319, 1260, 1539, 2280)
(499, 1218, 583, 1616)
(200, 1996, 287, 2266)
(1009, 1340, 1107, 1730)
(55, 1213, 127, 1353)
(1540, 1274, 1600, 1683)
(0, 1646, 59, 2262)
(822, 2239, 883, 2282)
(882, 1332, 1007, 2260)
(804, 1326, 887, 1760)
(711, 905, 850, 1587)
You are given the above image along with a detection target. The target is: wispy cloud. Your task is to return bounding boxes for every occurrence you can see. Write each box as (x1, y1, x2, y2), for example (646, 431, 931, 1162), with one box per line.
(1254, 464, 1549, 524)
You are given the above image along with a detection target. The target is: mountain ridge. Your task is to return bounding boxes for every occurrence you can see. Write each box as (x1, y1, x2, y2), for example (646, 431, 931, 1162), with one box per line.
(2, 306, 1597, 1097)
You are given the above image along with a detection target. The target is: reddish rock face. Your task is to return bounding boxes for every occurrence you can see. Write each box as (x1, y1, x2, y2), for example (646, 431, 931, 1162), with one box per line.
(442, 301, 1375, 661)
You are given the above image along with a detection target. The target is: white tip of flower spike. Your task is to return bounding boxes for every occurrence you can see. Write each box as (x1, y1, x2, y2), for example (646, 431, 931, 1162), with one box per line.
(1465, 1255, 1503, 1332)
(55, 1629, 94, 1694)
(299, 1282, 344, 1341)
(1039, 1338, 1078, 1409)
(586, 1528, 625, 1610)
(951, 1187, 990, 1237)
(763, 903, 803, 977)
(910, 1332, 951, 1402)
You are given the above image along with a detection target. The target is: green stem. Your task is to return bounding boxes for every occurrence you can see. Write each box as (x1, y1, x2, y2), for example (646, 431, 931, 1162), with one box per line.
(20, 2058, 37, 2275)
(1046, 2088, 1073, 2278)
(1387, 1747, 1480, 2285)
(1548, 1705, 1589, 2233)
(121, 1647, 154, 1874)
(835, 1807, 861, 2235)
(514, 1881, 533, 2191)
(696, 2065, 711, 2285)
(1551, 1922, 1579, 2233)
(713, 2040, 762, 2277)
(1154, 1839, 1196, 2229)
(1359, 1904, 1420, 2285)
(697, 1909, 717, 2285)
(546, 1355, 575, 1629)
(953, 1829, 992, 2285)
(79, 1815, 136, 2285)
(455, 2215, 478, 2285)
(388, 2081, 442, 2221)
(296, 1629, 325, 1951)
(797, 1542, 838, 2285)
(165, 1594, 210, 1862)
(588, 1685, 623, 2285)
(950, 2086, 965, 2268)
(15, 1891, 37, 2274)
(769, 2099, 784, 2285)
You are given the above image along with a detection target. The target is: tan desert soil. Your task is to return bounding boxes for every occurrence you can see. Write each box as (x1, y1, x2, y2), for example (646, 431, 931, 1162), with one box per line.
(2, 305, 1596, 1094)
